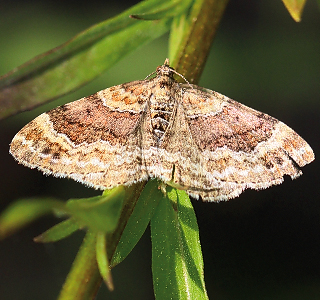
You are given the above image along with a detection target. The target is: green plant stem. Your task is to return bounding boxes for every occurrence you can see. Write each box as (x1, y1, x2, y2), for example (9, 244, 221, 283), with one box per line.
(57, 182, 146, 300)
(171, 0, 229, 84)
(106, 183, 147, 256)
(57, 231, 102, 300)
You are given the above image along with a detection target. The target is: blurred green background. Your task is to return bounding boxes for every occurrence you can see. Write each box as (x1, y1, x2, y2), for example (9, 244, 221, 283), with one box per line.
(0, 0, 320, 299)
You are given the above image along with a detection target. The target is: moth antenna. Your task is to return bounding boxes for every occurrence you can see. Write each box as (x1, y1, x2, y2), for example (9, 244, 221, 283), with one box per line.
(146, 59, 194, 90)
(171, 69, 194, 90)
(144, 70, 157, 80)
(165, 58, 193, 89)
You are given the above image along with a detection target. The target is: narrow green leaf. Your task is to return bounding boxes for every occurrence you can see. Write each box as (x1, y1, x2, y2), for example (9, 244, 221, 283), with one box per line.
(0, 0, 192, 119)
(0, 198, 65, 239)
(111, 180, 162, 267)
(96, 232, 113, 291)
(0, 0, 176, 87)
(131, 0, 192, 20)
(151, 191, 180, 298)
(66, 186, 125, 233)
(151, 187, 208, 300)
(34, 218, 80, 243)
(175, 189, 208, 299)
(282, 0, 307, 22)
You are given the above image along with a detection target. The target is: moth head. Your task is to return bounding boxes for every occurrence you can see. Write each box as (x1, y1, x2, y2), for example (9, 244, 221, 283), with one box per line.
(156, 60, 175, 78)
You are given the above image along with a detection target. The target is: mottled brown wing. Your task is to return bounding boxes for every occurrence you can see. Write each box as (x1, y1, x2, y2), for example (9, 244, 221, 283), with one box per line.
(181, 85, 315, 201)
(9, 81, 154, 190)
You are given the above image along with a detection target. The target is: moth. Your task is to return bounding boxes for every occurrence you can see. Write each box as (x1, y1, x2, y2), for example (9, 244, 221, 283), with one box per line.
(10, 59, 314, 201)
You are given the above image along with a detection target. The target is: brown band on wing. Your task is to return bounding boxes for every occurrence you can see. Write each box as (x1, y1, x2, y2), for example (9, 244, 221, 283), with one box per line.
(188, 105, 277, 152)
(47, 93, 141, 146)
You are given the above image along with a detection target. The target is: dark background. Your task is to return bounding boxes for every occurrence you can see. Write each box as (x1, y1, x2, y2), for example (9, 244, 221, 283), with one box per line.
(1, 0, 320, 299)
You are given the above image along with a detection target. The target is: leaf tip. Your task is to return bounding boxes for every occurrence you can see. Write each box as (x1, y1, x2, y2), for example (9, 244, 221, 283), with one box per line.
(282, 0, 306, 22)
(104, 273, 114, 291)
